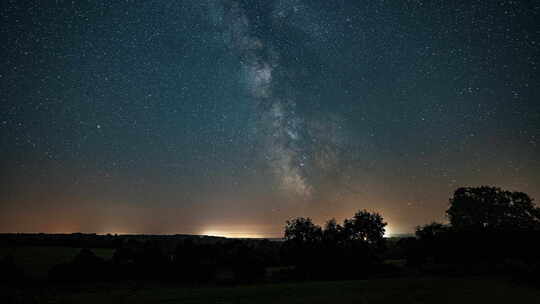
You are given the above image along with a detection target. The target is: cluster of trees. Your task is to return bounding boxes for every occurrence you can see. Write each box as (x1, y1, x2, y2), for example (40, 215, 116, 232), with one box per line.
(400, 186, 540, 281)
(282, 210, 390, 279)
(280, 186, 540, 282)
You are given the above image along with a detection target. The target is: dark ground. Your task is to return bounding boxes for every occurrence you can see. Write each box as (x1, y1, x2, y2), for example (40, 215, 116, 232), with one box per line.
(3, 276, 540, 304)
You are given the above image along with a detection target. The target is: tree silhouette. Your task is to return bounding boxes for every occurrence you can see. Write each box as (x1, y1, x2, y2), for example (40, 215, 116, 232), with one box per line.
(343, 209, 387, 249)
(284, 217, 322, 244)
(281, 211, 390, 279)
(447, 186, 540, 232)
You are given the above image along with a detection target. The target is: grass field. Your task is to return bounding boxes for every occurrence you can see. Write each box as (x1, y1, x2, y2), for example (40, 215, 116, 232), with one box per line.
(3, 276, 539, 304)
(0, 246, 115, 279)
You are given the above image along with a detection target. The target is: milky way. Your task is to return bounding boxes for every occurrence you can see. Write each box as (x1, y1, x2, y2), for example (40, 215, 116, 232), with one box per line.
(1, 0, 538, 236)
(211, 0, 356, 199)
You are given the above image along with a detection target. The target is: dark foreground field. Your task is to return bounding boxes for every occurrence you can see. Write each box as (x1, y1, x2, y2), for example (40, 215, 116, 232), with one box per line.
(3, 276, 539, 304)
(0, 246, 115, 279)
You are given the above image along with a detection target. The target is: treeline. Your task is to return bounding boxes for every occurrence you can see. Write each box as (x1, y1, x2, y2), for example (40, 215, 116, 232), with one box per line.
(282, 186, 540, 283)
(0, 233, 225, 249)
(1, 186, 540, 286)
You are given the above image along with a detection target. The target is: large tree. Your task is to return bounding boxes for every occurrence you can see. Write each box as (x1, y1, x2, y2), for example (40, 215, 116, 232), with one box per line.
(446, 186, 540, 231)
(343, 209, 387, 247)
(284, 217, 322, 244)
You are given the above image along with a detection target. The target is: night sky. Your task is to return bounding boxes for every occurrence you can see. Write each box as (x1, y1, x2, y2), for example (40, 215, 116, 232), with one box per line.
(1, 0, 539, 237)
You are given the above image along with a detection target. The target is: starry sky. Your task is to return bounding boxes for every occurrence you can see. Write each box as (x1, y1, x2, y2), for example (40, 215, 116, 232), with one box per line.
(1, 0, 539, 237)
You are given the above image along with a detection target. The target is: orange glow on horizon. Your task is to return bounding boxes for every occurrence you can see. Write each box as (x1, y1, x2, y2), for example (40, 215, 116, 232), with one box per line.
(199, 226, 271, 238)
